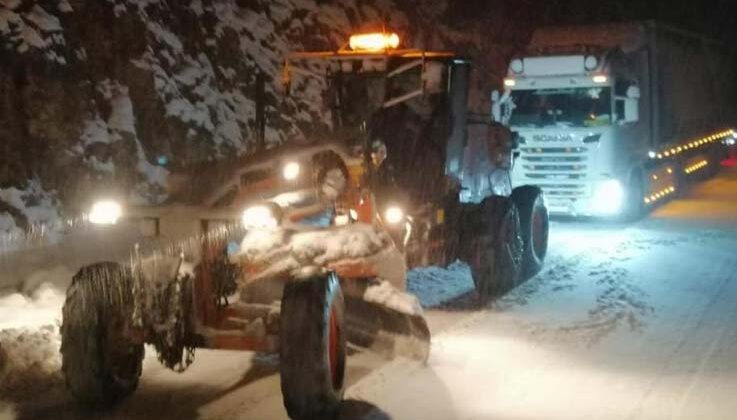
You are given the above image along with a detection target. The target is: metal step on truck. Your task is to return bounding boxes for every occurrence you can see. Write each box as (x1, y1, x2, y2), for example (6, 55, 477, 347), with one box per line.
(494, 21, 737, 220)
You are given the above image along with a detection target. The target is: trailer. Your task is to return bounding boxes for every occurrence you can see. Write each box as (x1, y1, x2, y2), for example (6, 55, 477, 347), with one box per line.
(496, 21, 737, 219)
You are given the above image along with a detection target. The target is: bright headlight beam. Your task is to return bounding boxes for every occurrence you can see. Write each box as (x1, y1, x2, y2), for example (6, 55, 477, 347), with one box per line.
(385, 206, 404, 225)
(283, 162, 300, 180)
(89, 200, 122, 225)
(592, 180, 624, 216)
(242, 205, 278, 229)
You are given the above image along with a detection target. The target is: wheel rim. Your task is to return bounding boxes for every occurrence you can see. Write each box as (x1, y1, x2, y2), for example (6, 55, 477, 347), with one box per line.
(327, 304, 339, 390)
(531, 206, 546, 258)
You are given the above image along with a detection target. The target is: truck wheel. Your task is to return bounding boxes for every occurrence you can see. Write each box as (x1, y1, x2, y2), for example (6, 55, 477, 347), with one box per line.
(280, 272, 346, 420)
(61, 262, 143, 408)
(511, 186, 549, 280)
(470, 197, 523, 303)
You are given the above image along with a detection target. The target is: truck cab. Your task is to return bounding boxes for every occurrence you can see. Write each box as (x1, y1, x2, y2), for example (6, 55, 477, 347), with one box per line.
(498, 22, 737, 219)
(500, 45, 645, 217)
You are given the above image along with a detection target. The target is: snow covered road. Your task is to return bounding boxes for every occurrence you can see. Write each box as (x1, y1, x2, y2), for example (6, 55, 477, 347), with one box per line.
(3, 166, 737, 419)
(346, 166, 737, 420)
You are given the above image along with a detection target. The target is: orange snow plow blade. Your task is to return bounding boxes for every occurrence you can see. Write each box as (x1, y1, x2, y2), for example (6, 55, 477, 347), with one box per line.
(237, 225, 432, 362)
(329, 260, 431, 362)
(343, 290, 431, 362)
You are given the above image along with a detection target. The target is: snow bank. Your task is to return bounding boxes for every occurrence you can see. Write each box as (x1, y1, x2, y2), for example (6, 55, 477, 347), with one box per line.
(0, 275, 68, 331)
(0, 326, 62, 400)
(0, 270, 68, 401)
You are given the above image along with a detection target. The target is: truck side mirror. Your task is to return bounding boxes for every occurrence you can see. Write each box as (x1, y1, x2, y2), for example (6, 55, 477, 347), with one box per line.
(616, 85, 640, 124)
(616, 97, 639, 124)
(626, 86, 640, 99)
(624, 98, 639, 123)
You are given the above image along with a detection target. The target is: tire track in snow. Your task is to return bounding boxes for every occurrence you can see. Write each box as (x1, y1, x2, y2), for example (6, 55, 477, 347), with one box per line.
(505, 229, 656, 346)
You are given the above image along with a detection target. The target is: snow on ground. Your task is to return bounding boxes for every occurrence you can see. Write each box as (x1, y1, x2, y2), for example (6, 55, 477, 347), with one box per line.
(408, 261, 473, 308)
(345, 167, 737, 420)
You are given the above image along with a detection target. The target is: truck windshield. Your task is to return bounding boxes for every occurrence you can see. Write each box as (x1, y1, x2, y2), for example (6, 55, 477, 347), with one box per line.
(509, 87, 612, 128)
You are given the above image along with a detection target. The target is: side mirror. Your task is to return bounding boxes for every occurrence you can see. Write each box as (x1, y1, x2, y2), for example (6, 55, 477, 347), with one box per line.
(626, 86, 640, 99)
(616, 86, 640, 124)
(624, 98, 639, 123)
(616, 98, 640, 124)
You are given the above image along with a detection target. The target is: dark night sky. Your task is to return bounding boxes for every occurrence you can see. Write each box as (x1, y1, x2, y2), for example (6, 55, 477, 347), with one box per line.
(454, 0, 737, 46)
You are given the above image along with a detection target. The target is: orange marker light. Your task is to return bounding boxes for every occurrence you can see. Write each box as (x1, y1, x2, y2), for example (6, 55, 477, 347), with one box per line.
(349, 32, 400, 51)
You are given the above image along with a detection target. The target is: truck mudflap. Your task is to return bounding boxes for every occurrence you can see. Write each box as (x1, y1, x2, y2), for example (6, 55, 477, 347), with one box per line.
(234, 224, 431, 362)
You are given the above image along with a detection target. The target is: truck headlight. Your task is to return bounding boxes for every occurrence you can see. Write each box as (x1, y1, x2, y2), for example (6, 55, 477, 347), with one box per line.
(592, 180, 624, 215)
(242, 205, 278, 229)
(89, 200, 122, 225)
(384, 206, 405, 225)
(283, 162, 300, 180)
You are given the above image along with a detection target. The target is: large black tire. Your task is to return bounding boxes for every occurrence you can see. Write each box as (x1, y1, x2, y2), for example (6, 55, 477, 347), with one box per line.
(280, 272, 346, 420)
(61, 262, 144, 408)
(469, 196, 524, 304)
(511, 186, 549, 280)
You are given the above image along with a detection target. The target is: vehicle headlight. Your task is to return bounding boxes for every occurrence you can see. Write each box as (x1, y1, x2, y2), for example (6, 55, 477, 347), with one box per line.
(89, 200, 122, 225)
(242, 205, 278, 229)
(384, 206, 404, 225)
(592, 180, 625, 215)
(283, 162, 301, 181)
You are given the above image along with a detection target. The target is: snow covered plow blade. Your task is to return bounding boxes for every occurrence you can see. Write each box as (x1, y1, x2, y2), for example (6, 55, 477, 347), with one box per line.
(236, 224, 431, 362)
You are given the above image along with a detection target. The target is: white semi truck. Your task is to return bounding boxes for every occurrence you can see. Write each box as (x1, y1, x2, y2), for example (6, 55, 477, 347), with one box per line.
(495, 21, 737, 218)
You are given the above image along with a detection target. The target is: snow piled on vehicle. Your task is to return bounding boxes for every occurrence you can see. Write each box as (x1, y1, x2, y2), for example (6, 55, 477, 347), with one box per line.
(236, 222, 409, 294)
(236, 223, 392, 272)
(363, 280, 423, 316)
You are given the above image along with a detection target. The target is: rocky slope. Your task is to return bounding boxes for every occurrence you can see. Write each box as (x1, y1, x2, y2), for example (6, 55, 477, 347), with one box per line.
(0, 0, 530, 237)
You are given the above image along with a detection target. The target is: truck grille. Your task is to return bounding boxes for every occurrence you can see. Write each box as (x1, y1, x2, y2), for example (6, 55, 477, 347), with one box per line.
(519, 146, 590, 197)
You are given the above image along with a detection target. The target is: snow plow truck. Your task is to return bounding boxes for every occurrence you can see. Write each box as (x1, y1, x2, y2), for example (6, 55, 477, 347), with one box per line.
(60, 32, 549, 419)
